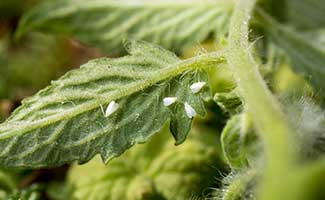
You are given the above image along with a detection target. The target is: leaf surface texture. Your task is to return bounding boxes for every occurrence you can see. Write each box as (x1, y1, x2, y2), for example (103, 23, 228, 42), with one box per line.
(17, 0, 233, 53)
(0, 41, 220, 168)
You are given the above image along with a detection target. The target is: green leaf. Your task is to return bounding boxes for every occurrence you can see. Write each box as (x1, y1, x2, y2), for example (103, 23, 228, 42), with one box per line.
(221, 114, 260, 169)
(16, 0, 233, 53)
(214, 89, 242, 115)
(286, 0, 325, 30)
(259, 11, 325, 99)
(68, 127, 221, 200)
(0, 41, 224, 168)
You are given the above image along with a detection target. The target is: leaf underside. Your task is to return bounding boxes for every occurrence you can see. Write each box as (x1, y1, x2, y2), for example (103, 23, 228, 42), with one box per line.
(0, 41, 211, 168)
(16, 0, 233, 53)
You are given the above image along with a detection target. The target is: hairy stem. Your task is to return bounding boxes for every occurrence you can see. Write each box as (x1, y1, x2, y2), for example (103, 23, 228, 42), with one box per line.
(222, 169, 257, 200)
(226, 0, 295, 199)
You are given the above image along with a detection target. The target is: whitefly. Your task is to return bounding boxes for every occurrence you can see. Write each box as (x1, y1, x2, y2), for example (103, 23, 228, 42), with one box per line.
(163, 97, 177, 106)
(105, 101, 119, 117)
(184, 102, 196, 118)
(190, 82, 206, 94)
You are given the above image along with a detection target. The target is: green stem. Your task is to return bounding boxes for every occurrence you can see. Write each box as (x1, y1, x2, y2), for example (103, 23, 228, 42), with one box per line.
(226, 0, 295, 199)
(222, 169, 257, 200)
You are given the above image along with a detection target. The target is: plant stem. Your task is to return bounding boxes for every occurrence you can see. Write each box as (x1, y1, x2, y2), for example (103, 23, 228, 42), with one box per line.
(222, 169, 257, 200)
(226, 0, 295, 199)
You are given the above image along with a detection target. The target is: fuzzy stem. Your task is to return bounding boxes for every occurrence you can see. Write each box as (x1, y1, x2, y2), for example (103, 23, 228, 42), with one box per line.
(226, 0, 295, 199)
(222, 169, 257, 200)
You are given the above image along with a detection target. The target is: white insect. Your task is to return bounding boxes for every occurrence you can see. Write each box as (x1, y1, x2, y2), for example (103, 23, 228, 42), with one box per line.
(163, 97, 177, 106)
(190, 82, 206, 94)
(105, 101, 119, 117)
(184, 102, 196, 118)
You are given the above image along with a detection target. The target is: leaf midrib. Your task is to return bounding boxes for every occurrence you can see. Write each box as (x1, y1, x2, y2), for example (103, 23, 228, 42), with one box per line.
(0, 51, 225, 140)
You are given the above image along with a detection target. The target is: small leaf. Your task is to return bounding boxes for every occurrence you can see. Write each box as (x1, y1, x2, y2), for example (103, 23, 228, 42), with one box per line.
(68, 127, 221, 200)
(16, 0, 234, 53)
(214, 89, 242, 115)
(221, 114, 260, 169)
(0, 41, 222, 168)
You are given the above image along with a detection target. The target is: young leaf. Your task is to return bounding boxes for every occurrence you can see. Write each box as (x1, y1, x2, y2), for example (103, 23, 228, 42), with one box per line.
(259, 11, 325, 99)
(68, 127, 221, 200)
(214, 89, 242, 115)
(0, 41, 224, 168)
(221, 114, 260, 169)
(16, 0, 234, 53)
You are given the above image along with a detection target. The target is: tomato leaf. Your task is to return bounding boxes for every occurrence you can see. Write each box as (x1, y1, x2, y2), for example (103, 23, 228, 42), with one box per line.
(0, 41, 224, 168)
(16, 0, 233, 53)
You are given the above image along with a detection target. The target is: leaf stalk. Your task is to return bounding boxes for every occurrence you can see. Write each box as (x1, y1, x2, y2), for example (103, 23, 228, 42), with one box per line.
(226, 0, 296, 199)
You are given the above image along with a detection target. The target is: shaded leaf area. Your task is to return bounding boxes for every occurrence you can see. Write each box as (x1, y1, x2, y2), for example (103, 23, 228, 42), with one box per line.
(16, 0, 233, 54)
(0, 41, 218, 168)
(221, 114, 260, 170)
(68, 127, 222, 200)
(258, 11, 325, 100)
(214, 89, 242, 115)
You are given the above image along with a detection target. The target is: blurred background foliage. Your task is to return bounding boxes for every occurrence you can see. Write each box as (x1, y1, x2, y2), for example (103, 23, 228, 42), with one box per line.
(0, 2, 104, 198)
(0, 0, 103, 123)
